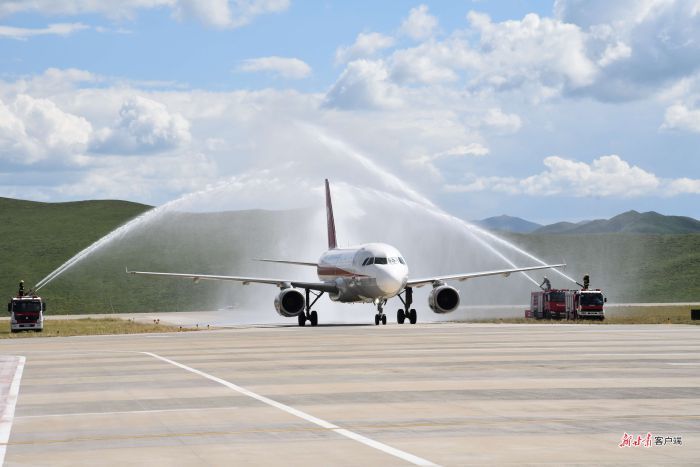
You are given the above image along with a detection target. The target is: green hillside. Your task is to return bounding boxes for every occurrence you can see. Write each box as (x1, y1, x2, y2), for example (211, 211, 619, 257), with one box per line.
(503, 233, 700, 302)
(1, 198, 313, 314)
(0, 197, 151, 293)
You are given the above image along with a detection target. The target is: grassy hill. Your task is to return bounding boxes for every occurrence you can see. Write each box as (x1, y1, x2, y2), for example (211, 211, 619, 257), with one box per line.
(1, 197, 314, 314)
(534, 210, 700, 234)
(1, 197, 698, 314)
(502, 233, 700, 302)
(0, 197, 151, 293)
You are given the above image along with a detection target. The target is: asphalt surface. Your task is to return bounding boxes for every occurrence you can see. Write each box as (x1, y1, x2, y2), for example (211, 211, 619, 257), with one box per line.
(1, 322, 699, 465)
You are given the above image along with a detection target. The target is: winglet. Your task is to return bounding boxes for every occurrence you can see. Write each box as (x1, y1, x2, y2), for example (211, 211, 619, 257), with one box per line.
(325, 179, 337, 249)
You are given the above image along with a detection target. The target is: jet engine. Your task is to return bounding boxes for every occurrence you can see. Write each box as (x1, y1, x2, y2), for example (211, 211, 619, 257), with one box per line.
(274, 288, 305, 317)
(428, 284, 460, 314)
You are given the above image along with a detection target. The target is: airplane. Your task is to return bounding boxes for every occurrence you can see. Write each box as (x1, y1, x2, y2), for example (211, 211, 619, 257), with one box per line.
(128, 180, 565, 326)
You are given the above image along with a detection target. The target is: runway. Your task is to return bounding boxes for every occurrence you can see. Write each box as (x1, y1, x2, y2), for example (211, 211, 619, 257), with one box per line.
(1, 323, 699, 465)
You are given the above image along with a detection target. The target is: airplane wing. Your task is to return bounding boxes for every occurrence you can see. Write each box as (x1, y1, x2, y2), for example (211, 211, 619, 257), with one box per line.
(126, 269, 338, 294)
(406, 263, 566, 288)
(254, 258, 318, 267)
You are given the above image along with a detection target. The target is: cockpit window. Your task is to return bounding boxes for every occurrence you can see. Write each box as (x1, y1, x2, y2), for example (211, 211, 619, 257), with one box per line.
(374, 257, 388, 264)
(362, 257, 373, 266)
(398, 257, 406, 264)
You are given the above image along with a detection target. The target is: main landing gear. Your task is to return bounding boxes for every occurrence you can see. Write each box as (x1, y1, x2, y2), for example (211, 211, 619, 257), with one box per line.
(374, 299, 387, 325)
(396, 287, 417, 324)
(298, 289, 323, 327)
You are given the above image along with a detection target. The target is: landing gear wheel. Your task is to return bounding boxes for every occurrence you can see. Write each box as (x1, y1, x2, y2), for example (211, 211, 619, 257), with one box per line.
(310, 310, 318, 326)
(374, 314, 380, 325)
(298, 312, 307, 327)
(397, 309, 405, 324)
(409, 309, 417, 324)
(381, 314, 387, 325)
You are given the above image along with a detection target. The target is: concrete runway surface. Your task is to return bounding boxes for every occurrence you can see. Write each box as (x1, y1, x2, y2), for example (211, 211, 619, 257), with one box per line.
(0, 323, 699, 466)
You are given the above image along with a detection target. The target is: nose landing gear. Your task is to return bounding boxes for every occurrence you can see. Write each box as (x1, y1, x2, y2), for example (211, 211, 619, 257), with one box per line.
(374, 299, 387, 325)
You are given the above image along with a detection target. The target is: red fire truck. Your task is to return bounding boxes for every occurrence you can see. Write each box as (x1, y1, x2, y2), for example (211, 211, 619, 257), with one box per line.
(527, 288, 606, 321)
(7, 282, 45, 332)
(565, 289, 606, 320)
(528, 289, 568, 319)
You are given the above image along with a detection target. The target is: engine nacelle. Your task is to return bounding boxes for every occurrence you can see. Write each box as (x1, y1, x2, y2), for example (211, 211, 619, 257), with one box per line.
(274, 288, 305, 317)
(428, 284, 460, 314)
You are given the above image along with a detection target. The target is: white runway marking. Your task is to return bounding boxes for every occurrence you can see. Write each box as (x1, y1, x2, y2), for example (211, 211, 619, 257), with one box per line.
(0, 356, 25, 466)
(143, 352, 438, 466)
(668, 362, 700, 366)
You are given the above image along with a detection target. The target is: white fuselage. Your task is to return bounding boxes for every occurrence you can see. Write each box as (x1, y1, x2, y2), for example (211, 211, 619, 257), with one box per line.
(316, 242, 408, 303)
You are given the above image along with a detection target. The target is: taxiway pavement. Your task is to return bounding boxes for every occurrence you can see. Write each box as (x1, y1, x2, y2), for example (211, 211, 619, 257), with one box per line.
(1, 322, 699, 465)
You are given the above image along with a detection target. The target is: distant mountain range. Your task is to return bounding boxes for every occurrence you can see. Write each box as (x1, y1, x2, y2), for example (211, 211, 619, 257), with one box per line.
(473, 210, 700, 234)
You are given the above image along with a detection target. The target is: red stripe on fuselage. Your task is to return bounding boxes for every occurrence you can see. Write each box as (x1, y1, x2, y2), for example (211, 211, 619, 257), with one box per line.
(317, 266, 368, 278)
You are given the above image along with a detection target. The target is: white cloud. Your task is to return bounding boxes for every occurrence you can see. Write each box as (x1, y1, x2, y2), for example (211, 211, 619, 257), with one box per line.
(0, 0, 173, 19)
(400, 4, 438, 40)
(447, 155, 666, 197)
(91, 96, 191, 154)
(0, 94, 91, 165)
(661, 103, 700, 132)
(467, 12, 599, 91)
(239, 56, 311, 79)
(481, 108, 522, 133)
(597, 41, 632, 66)
(174, 0, 289, 29)
(0, 22, 89, 39)
(0, 0, 289, 29)
(406, 143, 489, 179)
(389, 40, 472, 84)
(335, 32, 395, 64)
(324, 60, 402, 110)
(667, 177, 700, 195)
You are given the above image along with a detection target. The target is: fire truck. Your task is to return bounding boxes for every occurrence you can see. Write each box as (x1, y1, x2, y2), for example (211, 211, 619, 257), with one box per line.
(565, 289, 606, 320)
(527, 287, 606, 321)
(7, 282, 45, 332)
(528, 289, 568, 319)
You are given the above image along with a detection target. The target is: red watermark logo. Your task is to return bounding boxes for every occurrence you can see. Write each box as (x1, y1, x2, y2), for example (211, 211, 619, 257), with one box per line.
(619, 433, 683, 448)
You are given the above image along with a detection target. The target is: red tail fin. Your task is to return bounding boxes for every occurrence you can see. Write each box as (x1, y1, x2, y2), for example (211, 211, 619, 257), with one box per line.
(325, 179, 337, 249)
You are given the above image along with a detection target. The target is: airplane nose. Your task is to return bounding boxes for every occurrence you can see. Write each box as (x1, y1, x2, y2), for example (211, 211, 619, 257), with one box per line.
(376, 269, 403, 294)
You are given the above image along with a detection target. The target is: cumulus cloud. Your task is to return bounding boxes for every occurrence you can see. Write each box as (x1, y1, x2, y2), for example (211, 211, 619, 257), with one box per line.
(661, 103, 700, 133)
(238, 56, 311, 79)
(0, 0, 289, 29)
(91, 96, 191, 154)
(481, 108, 522, 134)
(335, 32, 395, 64)
(400, 4, 438, 40)
(389, 40, 473, 84)
(174, 0, 289, 29)
(467, 12, 598, 91)
(555, 0, 700, 100)
(446, 155, 666, 197)
(0, 94, 91, 165)
(0, 22, 89, 39)
(324, 60, 402, 110)
(406, 143, 489, 179)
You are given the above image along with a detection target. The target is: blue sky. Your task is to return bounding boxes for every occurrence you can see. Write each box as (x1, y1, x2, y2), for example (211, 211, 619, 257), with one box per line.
(1, 0, 699, 223)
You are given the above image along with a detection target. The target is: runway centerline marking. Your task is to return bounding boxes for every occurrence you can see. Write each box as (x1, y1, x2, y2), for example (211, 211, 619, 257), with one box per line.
(142, 352, 438, 467)
(0, 356, 25, 466)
